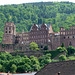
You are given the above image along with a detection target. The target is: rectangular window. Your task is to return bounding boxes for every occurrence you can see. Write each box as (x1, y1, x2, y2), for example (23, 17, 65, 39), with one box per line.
(9, 31, 11, 33)
(9, 27, 11, 30)
(6, 27, 7, 30)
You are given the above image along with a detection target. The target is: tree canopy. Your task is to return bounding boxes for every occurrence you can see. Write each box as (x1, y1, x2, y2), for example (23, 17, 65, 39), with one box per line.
(0, 2, 75, 42)
(29, 42, 39, 50)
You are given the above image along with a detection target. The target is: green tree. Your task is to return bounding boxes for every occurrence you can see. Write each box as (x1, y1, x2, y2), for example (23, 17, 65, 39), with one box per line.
(29, 42, 39, 50)
(0, 64, 2, 72)
(24, 64, 31, 71)
(56, 47, 67, 53)
(11, 64, 17, 73)
(67, 46, 75, 55)
(39, 54, 51, 67)
(30, 55, 40, 71)
(17, 65, 25, 73)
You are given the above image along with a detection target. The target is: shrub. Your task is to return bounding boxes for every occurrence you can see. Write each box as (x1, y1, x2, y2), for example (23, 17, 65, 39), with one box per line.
(59, 55, 67, 61)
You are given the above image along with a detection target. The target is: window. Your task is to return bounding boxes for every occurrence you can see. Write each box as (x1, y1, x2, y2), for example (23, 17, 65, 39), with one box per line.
(6, 31, 7, 33)
(68, 36, 69, 38)
(69, 41, 72, 46)
(73, 36, 74, 38)
(64, 37, 65, 39)
(6, 27, 7, 30)
(9, 31, 11, 33)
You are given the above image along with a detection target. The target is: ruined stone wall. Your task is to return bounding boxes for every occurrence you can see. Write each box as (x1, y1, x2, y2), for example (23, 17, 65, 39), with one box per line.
(60, 26, 75, 48)
(11, 50, 43, 57)
(50, 33, 60, 50)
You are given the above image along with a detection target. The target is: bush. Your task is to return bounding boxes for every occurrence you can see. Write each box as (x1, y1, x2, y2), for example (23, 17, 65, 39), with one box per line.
(59, 55, 67, 61)
(67, 46, 75, 55)
(51, 59, 59, 62)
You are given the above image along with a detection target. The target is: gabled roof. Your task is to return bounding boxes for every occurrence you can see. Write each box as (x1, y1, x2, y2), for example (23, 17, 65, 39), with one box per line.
(30, 23, 51, 31)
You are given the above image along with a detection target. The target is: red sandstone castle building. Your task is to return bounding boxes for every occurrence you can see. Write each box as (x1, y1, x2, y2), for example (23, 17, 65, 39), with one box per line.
(2, 22, 75, 51)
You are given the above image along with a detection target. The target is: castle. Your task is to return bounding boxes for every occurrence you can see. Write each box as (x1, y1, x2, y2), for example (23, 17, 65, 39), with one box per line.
(1, 22, 75, 52)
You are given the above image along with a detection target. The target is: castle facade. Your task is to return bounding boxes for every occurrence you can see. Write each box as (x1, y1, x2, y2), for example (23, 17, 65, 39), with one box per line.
(2, 22, 75, 52)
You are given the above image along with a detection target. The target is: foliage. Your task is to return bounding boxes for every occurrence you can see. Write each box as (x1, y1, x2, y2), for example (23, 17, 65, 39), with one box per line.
(59, 55, 67, 61)
(61, 43, 64, 47)
(0, 52, 41, 73)
(56, 47, 67, 53)
(51, 59, 59, 62)
(11, 64, 17, 73)
(68, 56, 75, 60)
(29, 42, 39, 50)
(43, 47, 67, 59)
(67, 46, 75, 55)
(0, 46, 74, 73)
(0, 64, 2, 72)
(39, 54, 51, 68)
(43, 50, 60, 59)
(0, 2, 75, 42)
(43, 45, 48, 50)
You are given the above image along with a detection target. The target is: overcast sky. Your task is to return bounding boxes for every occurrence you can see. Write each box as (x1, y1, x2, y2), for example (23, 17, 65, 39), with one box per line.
(0, 0, 75, 5)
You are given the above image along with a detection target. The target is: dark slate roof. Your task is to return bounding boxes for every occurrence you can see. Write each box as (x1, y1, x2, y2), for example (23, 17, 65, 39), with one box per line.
(35, 60, 75, 75)
(46, 24, 51, 30)
(30, 23, 51, 31)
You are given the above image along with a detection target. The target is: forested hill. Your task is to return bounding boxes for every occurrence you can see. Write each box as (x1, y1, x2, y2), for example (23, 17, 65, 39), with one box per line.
(0, 1, 75, 42)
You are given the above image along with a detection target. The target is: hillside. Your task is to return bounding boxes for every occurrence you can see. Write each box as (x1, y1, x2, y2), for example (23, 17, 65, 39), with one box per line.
(0, 1, 75, 42)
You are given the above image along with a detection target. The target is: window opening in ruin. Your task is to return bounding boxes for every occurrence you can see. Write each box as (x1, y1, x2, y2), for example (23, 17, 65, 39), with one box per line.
(41, 45, 43, 48)
(9, 31, 11, 33)
(64, 37, 65, 39)
(68, 36, 69, 38)
(6, 27, 7, 30)
(73, 36, 74, 38)
(69, 41, 72, 46)
(6, 31, 7, 33)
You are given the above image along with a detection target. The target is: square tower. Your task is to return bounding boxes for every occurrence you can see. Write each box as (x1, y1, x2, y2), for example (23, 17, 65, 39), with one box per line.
(2, 22, 16, 44)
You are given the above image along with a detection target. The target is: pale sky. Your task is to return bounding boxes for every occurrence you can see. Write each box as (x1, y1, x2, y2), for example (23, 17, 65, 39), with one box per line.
(0, 0, 75, 5)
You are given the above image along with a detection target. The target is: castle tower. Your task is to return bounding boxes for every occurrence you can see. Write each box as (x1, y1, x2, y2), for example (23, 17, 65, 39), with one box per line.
(2, 22, 16, 44)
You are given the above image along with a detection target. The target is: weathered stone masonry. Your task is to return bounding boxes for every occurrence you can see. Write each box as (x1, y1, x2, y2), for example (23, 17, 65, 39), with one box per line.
(1, 22, 75, 52)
